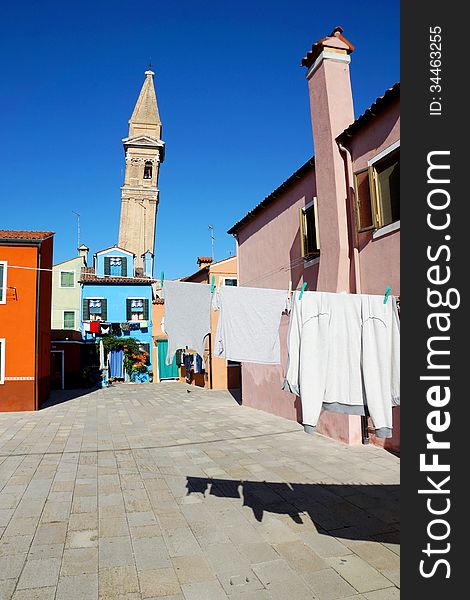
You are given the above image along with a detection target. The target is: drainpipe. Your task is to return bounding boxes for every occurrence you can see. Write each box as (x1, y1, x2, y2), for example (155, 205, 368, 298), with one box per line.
(34, 240, 42, 411)
(338, 140, 369, 443)
(337, 141, 361, 294)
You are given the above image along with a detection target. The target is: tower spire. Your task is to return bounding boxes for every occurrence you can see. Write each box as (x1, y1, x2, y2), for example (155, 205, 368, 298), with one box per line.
(128, 69, 161, 138)
(118, 70, 165, 271)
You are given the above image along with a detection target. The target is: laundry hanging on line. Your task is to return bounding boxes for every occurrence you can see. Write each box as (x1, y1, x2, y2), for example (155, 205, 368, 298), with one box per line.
(163, 281, 211, 366)
(283, 291, 400, 438)
(213, 285, 288, 365)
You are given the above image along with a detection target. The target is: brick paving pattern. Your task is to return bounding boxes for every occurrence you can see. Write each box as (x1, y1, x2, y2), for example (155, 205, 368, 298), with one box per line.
(0, 383, 399, 599)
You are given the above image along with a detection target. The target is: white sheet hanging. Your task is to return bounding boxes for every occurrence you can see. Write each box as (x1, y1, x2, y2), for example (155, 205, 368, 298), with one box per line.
(283, 291, 400, 438)
(213, 285, 288, 365)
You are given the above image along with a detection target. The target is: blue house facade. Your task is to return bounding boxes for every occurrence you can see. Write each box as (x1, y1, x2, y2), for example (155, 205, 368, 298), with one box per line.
(80, 246, 154, 379)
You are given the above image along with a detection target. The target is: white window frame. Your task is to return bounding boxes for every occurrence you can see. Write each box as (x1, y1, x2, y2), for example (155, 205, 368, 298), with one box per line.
(63, 310, 76, 329)
(107, 255, 126, 277)
(223, 277, 238, 286)
(300, 197, 321, 261)
(84, 297, 105, 321)
(367, 140, 400, 231)
(0, 261, 7, 304)
(0, 338, 5, 384)
(128, 297, 147, 321)
(59, 270, 75, 288)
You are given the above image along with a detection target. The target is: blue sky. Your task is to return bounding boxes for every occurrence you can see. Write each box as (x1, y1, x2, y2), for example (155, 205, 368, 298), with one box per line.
(0, 0, 399, 279)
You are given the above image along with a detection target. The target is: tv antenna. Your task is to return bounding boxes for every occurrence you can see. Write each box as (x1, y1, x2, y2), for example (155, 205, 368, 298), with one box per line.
(72, 211, 80, 249)
(208, 225, 215, 260)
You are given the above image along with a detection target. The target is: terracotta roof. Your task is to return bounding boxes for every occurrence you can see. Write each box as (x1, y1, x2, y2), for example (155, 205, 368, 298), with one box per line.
(337, 83, 400, 143)
(153, 298, 165, 305)
(227, 157, 315, 235)
(301, 26, 355, 69)
(80, 273, 154, 284)
(182, 268, 210, 283)
(0, 230, 54, 240)
(197, 256, 212, 263)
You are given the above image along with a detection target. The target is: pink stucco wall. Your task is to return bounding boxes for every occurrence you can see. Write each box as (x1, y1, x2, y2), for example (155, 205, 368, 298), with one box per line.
(236, 168, 362, 446)
(348, 102, 400, 297)
(234, 39, 399, 451)
(345, 100, 400, 453)
(237, 169, 318, 423)
(237, 169, 318, 292)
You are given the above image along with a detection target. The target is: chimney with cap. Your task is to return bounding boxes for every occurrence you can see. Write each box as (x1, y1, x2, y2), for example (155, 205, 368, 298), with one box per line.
(302, 26, 355, 293)
(197, 256, 213, 270)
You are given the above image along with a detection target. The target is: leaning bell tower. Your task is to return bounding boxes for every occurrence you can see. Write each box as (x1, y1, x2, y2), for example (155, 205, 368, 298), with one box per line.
(118, 69, 164, 271)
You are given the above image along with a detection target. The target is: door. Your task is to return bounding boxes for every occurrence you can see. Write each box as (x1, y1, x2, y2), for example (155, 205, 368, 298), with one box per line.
(157, 340, 179, 380)
(50, 351, 64, 390)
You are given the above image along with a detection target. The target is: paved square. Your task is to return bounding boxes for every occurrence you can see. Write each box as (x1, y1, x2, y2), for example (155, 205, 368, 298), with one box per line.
(0, 383, 399, 599)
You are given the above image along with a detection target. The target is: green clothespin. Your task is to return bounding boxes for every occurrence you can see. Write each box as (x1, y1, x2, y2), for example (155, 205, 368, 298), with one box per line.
(384, 286, 391, 304)
(211, 275, 215, 293)
(299, 282, 307, 300)
(160, 271, 164, 288)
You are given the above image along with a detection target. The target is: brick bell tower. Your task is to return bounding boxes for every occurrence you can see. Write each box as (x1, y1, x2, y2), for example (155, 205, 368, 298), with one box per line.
(118, 69, 165, 272)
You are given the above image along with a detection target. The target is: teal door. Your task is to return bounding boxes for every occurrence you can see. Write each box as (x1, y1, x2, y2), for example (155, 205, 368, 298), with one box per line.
(157, 340, 179, 380)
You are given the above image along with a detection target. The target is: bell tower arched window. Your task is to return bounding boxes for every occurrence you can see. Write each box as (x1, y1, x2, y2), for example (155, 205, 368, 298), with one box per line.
(143, 161, 152, 179)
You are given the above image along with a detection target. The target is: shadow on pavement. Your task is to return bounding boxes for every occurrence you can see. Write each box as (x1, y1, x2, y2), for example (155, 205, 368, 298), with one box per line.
(186, 476, 399, 544)
(40, 387, 100, 409)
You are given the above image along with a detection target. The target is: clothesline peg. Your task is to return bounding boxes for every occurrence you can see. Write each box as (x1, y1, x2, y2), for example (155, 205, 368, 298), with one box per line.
(211, 275, 215, 293)
(299, 282, 307, 300)
(217, 276, 223, 293)
(288, 280, 292, 300)
(160, 271, 164, 288)
(384, 286, 391, 304)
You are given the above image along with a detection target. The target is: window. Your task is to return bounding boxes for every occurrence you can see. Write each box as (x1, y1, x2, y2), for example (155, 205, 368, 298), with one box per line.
(83, 298, 107, 321)
(355, 144, 400, 231)
(0, 338, 5, 384)
(104, 256, 127, 277)
(127, 298, 149, 321)
(299, 199, 320, 259)
(0, 261, 6, 304)
(63, 311, 75, 329)
(354, 170, 374, 231)
(143, 161, 153, 179)
(60, 270, 74, 288)
(224, 278, 238, 287)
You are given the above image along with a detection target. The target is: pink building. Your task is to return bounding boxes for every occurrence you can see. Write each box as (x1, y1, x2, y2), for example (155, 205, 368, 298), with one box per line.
(228, 28, 400, 452)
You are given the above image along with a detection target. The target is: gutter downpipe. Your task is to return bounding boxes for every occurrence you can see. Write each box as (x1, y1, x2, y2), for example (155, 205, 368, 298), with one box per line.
(34, 240, 42, 411)
(338, 140, 369, 444)
(337, 140, 362, 295)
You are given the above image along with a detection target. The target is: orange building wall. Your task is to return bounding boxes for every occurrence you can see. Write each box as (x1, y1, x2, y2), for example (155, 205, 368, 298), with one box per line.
(0, 238, 53, 411)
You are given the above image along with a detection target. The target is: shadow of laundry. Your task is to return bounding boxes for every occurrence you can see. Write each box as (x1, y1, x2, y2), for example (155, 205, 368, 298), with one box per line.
(186, 476, 399, 543)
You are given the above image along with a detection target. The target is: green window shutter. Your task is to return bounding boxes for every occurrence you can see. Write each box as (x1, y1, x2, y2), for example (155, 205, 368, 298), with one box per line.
(143, 299, 149, 320)
(101, 299, 108, 321)
(63, 311, 75, 329)
(126, 299, 132, 321)
(83, 298, 90, 320)
(121, 258, 127, 277)
(60, 271, 74, 287)
(104, 257, 111, 275)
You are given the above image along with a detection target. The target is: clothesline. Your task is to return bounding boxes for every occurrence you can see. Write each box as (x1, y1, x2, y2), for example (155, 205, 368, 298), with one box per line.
(5, 264, 158, 283)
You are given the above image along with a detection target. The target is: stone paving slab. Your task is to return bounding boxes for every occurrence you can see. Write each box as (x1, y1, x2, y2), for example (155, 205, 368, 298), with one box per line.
(0, 382, 400, 599)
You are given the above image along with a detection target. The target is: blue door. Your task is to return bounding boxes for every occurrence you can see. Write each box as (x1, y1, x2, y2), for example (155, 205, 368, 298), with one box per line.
(157, 339, 179, 380)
